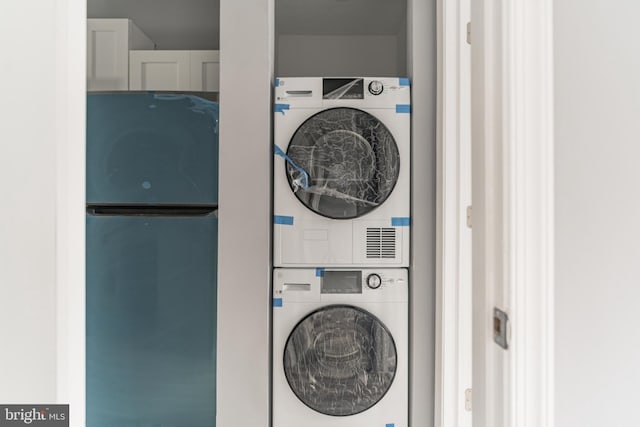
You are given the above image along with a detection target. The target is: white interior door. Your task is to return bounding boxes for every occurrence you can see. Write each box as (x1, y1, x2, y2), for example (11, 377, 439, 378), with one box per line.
(470, 1, 555, 427)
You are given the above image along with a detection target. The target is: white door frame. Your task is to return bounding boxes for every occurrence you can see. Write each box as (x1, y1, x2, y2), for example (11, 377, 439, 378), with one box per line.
(434, 0, 473, 425)
(471, 1, 555, 427)
(55, 0, 87, 425)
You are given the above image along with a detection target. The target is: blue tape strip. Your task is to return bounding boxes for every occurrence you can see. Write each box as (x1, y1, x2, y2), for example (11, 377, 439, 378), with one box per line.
(274, 144, 310, 189)
(273, 298, 283, 307)
(399, 78, 410, 86)
(274, 215, 294, 225)
(386, 424, 395, 427)
(396, 104, 411, 114)
(275, 78, 280, 87)
(315, 268, 325, 277)
(392, 217, 411, 227)
(275, 103, 290, 115)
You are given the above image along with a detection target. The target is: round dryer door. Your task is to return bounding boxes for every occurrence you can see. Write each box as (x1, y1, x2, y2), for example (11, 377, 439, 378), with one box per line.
(283, 305, 397, 416)
(285, 108, 400, 219)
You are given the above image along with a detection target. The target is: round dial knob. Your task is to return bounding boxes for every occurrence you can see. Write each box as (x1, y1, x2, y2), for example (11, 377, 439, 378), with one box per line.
(368, 81, 384, 95)
(366, 273, 382, 289)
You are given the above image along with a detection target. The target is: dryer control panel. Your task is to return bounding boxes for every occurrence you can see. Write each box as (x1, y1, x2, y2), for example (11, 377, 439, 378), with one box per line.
(275, 77, 410, 109)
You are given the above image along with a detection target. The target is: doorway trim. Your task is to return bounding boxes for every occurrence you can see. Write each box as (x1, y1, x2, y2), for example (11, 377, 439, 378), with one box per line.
(434, 0, 473, 425)
(471, 0, 555, 426)
(55, 0, 87, 425)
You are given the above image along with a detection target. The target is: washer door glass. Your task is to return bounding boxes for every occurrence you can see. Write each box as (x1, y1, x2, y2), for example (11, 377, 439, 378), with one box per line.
(286, 108, 400, 219)
(283, 305, 397, 416)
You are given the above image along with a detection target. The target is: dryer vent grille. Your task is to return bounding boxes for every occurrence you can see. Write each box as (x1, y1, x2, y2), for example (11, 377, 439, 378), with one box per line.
(366, 228, 396, 259)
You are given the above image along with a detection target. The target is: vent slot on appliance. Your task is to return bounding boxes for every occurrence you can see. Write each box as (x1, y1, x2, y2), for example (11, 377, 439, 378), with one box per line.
(366, 228, 396, 259)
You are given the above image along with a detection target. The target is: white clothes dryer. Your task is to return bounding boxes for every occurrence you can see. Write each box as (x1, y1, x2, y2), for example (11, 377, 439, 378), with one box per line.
(272, 268, 408, 427)
(273, 77, 410, 267)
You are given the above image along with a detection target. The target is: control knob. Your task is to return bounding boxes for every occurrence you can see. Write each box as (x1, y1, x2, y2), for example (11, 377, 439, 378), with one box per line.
(366, 273, 382, 289)
(368, 80, 384, 95)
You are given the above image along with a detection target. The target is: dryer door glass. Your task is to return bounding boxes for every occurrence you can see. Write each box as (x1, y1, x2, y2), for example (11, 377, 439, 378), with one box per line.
(285, 108, 400, 219)
(283, 305, 397, 416)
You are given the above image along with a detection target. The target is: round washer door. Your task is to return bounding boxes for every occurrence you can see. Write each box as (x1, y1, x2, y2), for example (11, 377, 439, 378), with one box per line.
(283, 305, 397, 416)
(285, 108, 400, 219)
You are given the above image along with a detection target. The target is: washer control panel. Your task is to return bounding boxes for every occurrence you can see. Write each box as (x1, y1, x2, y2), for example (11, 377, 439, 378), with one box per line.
(274, 268, 408, 303)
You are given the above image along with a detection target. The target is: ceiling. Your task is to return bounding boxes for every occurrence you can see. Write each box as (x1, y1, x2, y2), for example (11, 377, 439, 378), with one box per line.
(87, 0, 406, 50)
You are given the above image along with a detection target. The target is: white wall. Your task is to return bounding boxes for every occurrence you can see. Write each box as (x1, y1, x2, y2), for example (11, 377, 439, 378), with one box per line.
(216, 0, 273, 426)
(276, 35, 405, 77)
(0, 0, 58, 401)
(555, 1, 640, 425)
(88, 0, 220, 50)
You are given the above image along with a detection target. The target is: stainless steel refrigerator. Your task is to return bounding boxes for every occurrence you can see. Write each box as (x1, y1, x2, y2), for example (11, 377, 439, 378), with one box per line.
(86, 93, 219, 426)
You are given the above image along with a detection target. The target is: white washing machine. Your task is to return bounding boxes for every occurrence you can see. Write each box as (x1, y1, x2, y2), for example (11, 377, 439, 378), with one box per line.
(273, 77, 410, 267)
(272, 268, 408, 427)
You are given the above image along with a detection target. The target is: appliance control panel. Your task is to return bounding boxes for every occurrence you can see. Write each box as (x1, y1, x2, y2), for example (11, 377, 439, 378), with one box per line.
(274, 77, 410, 108)
(273, 268, 408, 303)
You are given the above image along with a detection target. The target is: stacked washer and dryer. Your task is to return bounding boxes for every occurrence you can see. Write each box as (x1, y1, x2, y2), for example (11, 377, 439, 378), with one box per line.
(272, 77, 410, 427)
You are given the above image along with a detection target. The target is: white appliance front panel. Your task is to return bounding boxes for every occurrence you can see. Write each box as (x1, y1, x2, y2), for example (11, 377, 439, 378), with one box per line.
(274, 78, 410, 267)
(272, 268, 408, 427)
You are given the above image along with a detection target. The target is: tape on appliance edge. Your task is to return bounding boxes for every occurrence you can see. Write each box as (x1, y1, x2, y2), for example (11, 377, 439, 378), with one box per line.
(392, 217, 410, 226)
(274, 103, 290, 115)
(274, 215, 294, 225)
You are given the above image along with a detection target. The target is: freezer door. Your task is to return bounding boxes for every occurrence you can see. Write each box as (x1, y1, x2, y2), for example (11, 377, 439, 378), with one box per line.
(86, 213, 217, 427)
(87, 93, 219, 205)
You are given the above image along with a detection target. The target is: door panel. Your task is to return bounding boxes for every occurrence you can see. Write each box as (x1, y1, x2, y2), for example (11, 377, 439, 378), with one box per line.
(285, 107, 400, 219)
(86, 93, 219, 205)
(86, 213, 217, 427)
(283, 304, 397, 416)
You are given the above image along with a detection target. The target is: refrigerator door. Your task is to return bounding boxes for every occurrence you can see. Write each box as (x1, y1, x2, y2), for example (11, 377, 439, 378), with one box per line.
(86, 213, 217, 427)
(87, 93, 219, 205)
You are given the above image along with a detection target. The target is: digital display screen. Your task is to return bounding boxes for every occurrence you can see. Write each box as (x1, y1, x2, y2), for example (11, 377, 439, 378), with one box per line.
(322, 78, 364, 100)
(321, 271, 363, 294)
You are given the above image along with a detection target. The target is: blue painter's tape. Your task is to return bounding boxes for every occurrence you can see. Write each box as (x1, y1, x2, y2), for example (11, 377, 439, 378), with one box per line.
(392, 217, 411, 227)
(399, 77, 410, 86)
(386, 424, 395, 427)
(315, 268, 325, 277)
(273, 298, 283, 307)
(274, 215, 294, 225)
(275, 78, 280, 87)
(275, 103, 290, 115)
(396, 104, 411, 114)
(274, 144, 309, 189)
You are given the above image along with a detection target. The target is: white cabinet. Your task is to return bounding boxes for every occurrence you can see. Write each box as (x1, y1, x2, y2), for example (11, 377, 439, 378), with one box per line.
(129, 50, 220, 92)
(190, 51, 220, 92)
(87, 19, 155, 91)
(129, 51, 191, 91)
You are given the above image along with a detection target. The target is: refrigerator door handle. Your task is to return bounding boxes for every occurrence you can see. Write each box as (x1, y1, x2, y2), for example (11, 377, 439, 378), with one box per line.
(86, 205, 218, 217)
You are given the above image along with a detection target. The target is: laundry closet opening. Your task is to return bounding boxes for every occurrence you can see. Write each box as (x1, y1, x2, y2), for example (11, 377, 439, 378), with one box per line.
(85, 1, 220, 426)
(272, 2, 434, 427)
